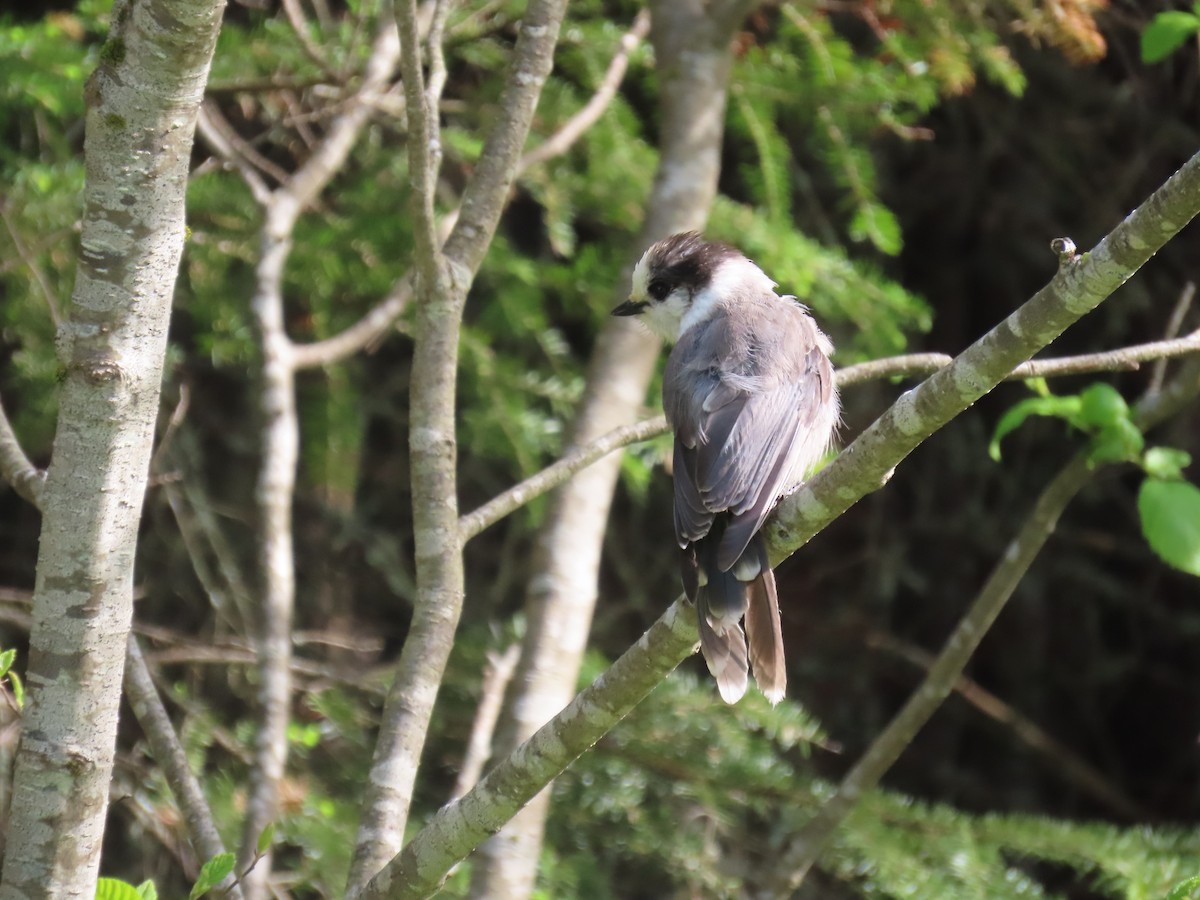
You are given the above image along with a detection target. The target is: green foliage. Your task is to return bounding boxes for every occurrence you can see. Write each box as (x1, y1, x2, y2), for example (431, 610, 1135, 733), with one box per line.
(989, 383, 1144, 465)
(1138, 478, 1200, 577)
(0, 648, 24, 709)
(1141, 7, 1200, 64)
(1170, 874, 1200, 900)
(95, 878, 156, 900)
(188, 853, 235, 899)
(832, 791, 1200, 898)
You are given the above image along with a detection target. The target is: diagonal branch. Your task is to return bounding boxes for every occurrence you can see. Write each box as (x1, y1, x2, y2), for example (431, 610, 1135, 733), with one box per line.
(0, 392, 45, 509)
(124, 637, 242, 898)
(372, 146, 1200, 897)
(762, 360, 1200, 894)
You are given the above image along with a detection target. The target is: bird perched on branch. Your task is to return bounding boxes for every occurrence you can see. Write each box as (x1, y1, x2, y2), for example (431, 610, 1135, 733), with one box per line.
(612, 233, 838, 704)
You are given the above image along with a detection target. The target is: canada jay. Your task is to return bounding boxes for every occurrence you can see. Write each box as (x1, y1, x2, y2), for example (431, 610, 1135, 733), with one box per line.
(612, 233, 838, 704)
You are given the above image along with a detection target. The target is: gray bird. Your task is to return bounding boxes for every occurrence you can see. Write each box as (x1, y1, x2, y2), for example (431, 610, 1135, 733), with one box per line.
(612, 233, 838, 703)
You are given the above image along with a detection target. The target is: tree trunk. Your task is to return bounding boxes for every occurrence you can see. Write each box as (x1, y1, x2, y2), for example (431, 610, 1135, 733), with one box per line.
(0, 0, 226, 895)
(468, 3, 756, 896)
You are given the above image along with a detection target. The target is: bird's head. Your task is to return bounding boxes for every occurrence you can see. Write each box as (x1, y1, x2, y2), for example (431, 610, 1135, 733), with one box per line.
(612, 232, 776, 342)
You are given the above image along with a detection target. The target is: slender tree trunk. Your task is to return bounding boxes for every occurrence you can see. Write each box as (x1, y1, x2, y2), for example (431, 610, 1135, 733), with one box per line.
(468, 3, 757, 896)
(0, 0, 226, 895)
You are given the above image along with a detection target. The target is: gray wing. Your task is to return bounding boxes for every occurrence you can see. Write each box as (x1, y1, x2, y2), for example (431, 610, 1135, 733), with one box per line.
(666, 303, 834, 569)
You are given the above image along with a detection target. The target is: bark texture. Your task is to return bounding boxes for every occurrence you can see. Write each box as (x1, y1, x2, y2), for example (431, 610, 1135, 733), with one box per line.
(468, 2, 756, 896)
(0, 0, 226, 895)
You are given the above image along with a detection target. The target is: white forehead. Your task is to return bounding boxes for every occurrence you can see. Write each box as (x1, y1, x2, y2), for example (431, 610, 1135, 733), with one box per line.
(630, 245, 654, 298)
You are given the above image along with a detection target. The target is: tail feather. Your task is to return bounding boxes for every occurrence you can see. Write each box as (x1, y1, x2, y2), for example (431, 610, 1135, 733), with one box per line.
(697, 614, 749, 703)
(687, 529, 787, 705)
(745, 567, 786, 704)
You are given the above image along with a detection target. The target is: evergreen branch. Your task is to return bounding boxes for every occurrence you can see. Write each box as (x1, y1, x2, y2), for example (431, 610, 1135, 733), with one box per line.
(0, 392, 45, 509)
(356, 600, 699, 900)
(764, 361, 1200, 894)
(124, 637, 242, 898)
(0, 201, 62, 326)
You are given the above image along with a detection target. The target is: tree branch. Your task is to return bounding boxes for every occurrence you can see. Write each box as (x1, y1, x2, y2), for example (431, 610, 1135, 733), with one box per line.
(124, 637, 242, 898)
(450, 642, 521, 801)
(762, 360, 1200, 894)
(0, 392, 45, 509)
(365, 148, 1200, 897)
(459, 329, 1200, 543)
(358, 601, 699, 900)
(516, 10, 650, 173)
(346, 2, 570, 892)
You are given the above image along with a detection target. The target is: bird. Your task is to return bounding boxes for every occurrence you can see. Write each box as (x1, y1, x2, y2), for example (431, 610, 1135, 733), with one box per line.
(612, 232, 838, 704)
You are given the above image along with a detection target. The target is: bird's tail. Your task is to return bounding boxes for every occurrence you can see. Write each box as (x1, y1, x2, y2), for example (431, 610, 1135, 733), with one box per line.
(683, 529, 787, 705)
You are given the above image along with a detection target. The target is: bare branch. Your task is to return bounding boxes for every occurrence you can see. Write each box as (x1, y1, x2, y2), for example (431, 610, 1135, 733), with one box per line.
(0, 392, 45, 510)
(1149, 281, 1196, 394)
(866, 630, 1147, 820)
(195, 103, 276, 206)
(347, 2, 569, 892)
(290, 277, 414, 369)
(450, 642, 521, 801)
(459, 329, 1200, 542)
(837, 329, 1200, 386)
(459, 415, 667, 542)
(516, 10, 650, 173)
(124, 637, 242, 898)
(280, 0, 340, 79)
(358, 601, 699, 900)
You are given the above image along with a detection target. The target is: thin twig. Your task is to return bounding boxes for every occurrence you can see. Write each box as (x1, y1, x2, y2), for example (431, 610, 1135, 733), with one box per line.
(459, 330, 1200, 542)
(450, 643, 521, 801)
(280, 0, 340, 79)
(1149, 281, 1196, 395)
(124, 637, 242, 898)
(865, 630, 1147, 820)
(195, 103, 277, 204)
(0, 392, 45, 510)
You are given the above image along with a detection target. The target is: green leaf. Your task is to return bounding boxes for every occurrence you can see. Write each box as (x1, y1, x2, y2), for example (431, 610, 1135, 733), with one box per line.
(1169, 873, 1200, 900)
(0, 648, 14, 679)
(135, 881, 158, 900)
(8, 670, 24, 709)
(1088, 418, 1144, 465)
(1077, 383, 1129, 429)
(1138, 479, 1200, 576)
(988, 395, 1082, 461)
(256, 822, 276, 855)
(95, 879, 144, 900)
(188, 852, 236, 899)
(1143, 446, 1192, 480)
(1141, 11, 1200, 64)
(849, 202, 902, 256)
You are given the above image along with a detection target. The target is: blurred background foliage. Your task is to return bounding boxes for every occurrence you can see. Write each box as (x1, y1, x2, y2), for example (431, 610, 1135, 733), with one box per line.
(2, 0, 1200, 897)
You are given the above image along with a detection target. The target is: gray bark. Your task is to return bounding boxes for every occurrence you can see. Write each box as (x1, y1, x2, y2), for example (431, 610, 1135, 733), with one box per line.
(0, 0, 226, 895)
(345, 1, 571, 892)
(468, 3, 757, 896)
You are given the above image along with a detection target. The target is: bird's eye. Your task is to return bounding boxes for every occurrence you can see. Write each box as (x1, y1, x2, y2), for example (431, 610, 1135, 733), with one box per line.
(648, 280, 671, 301)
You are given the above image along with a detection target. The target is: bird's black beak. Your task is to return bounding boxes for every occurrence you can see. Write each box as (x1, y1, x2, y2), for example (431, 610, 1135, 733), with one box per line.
(611, 299, 648, 317)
